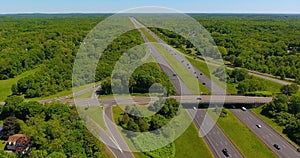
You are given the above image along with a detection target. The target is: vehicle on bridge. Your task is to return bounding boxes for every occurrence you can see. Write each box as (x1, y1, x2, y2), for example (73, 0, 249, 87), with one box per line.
(241, 107, 247, 111)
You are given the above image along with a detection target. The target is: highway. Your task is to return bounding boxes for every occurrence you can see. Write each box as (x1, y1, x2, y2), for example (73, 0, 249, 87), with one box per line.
(231, 109, 300, 158)
(180, 52, 293, 86)
(132, 16, 300, 158)
(131, 17, 243, 158)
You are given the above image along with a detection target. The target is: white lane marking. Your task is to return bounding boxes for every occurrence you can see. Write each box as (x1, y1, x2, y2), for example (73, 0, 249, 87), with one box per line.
(110, 136, 123, 153)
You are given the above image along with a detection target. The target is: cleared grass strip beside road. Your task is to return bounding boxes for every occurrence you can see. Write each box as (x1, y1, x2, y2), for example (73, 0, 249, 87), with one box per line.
(174, 124, 213, 158)
(188, 58, 238, 95)
(139, 26, 210, 94)
(153, 43, 210, 94)
(210, 109, 277, 158)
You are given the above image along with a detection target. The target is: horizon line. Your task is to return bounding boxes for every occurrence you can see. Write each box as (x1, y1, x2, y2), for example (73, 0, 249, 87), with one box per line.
(1, 12, 300, 15)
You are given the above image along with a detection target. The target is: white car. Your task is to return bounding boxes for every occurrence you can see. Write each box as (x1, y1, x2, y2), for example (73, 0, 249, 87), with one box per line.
(256, 124, 262, 128)
(242, 107, 247, 111)
(193, 107, 197, 110)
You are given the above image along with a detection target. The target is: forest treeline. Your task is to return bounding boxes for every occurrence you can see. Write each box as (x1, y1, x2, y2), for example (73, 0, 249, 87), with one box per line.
(1, 14, 300, 98)
(151, 14, 300, 83)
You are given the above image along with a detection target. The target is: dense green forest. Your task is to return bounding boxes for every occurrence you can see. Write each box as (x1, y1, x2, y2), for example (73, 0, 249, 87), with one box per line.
(1, 14, 300, 99)
(0, 96, 112, 157)
(0, 15, 174, 98)
(151, 14, 300, 83)
(0, 15, 104, 98)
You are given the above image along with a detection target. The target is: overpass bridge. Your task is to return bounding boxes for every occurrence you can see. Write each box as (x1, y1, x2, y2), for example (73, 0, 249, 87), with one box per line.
(67, 95, 273, 108)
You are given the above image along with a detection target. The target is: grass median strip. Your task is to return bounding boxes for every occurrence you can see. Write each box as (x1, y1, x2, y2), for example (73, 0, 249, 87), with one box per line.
(140, 27, 210, 94)
(188, 58, 238, 94)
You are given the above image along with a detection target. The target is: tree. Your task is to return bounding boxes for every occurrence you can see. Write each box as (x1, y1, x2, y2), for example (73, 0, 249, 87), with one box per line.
(273, 94, 289, 112)
(289, 96, 300, 115)
(280, 84, 299, 96)
(99, 78, 112, 95)
(11, 84, 19, 95)
(231, 68, 248, 82)
(46, 152, 67, 158)
(1, 116, 20, 140)
(137, 118, 150, 132)
(150, 114, 167, 131)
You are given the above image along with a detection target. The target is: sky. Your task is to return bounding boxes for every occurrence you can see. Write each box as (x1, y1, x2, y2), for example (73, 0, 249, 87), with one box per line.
(0, 0, 300, 14)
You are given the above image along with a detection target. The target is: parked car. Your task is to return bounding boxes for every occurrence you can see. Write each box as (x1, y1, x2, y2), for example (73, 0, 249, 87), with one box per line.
(274, 144, 281, 150)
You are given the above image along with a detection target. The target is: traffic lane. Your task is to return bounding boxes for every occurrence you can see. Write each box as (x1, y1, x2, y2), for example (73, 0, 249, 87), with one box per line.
(162, 44, 226, 95)
(133, 17, 242, 157)
(104, 106, 135, 158)
(186, 109, 243, 158)
(231, 109, 300, 158)
(142, 22, 226, 95)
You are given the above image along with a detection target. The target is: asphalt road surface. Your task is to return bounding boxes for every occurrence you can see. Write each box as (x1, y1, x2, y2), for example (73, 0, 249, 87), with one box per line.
(231, 109, 300, 158)
(191, 109, 243, 158)
(103, 105, 135, 158)
(132, 17, 243, 158)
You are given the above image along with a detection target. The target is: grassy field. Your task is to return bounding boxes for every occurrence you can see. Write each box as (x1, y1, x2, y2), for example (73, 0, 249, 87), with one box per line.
(216, 109, 276, 158)
(251, 76, 282, 94)
(0, 67, 40, 101)
(252, 106, 300, 148)
(112, 106, 213, 158)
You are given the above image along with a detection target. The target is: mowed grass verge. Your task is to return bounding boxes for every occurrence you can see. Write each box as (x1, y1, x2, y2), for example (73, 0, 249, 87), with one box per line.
(139, 27, 210, 94)
(0, 67, 40, 101)
(174, 124, 213, 158)
(216, 109, 276, 158)
(112, 106, 213, 158)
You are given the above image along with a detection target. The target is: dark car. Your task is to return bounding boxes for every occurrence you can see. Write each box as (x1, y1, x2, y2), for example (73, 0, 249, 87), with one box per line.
(222, 148, 230, 157)
(274, 144, 280, 150)
(297, 148, 300, 152)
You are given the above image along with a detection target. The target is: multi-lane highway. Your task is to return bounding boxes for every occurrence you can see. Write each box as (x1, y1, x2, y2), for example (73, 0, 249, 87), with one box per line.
(24, 16, 298, 158)
(232, 109, 300, 158)
(131, 17, 243, 158)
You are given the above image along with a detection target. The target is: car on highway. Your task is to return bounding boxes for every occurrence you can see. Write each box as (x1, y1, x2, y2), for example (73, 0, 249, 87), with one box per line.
(274, 144, 281, 150)
(241, 107, 247, 111)
(193, 107, 197, 110)
(297, 148, 300, 152)
(256, 124, 262, 128)
(222, 148, 230, 157)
